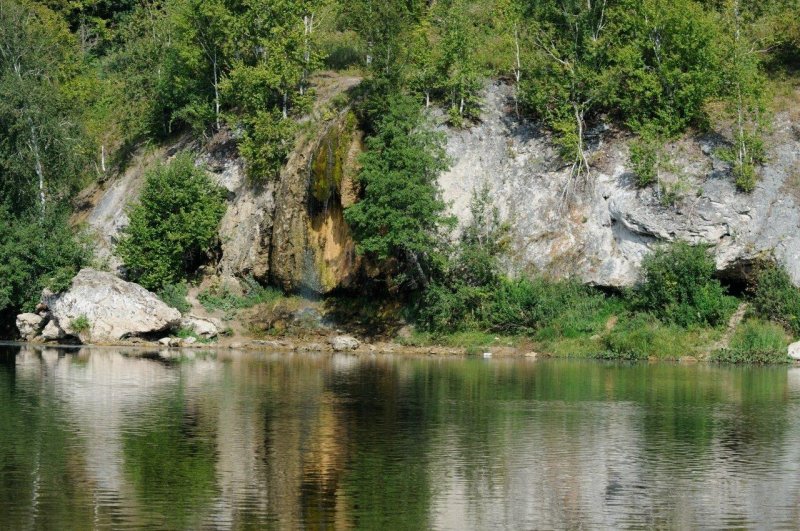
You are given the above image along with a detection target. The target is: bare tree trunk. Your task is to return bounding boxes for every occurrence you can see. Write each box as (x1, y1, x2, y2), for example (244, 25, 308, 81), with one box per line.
(514, 23, 522, 117)
(213, 51, 221, 131)
(573, 103, 590, 181)
(561, 103, 591, 205)
(301, 13, 314, 95)
(283, 91, 288, 119)
(27, 117, 45, 214)
(733, 0, 747, 171)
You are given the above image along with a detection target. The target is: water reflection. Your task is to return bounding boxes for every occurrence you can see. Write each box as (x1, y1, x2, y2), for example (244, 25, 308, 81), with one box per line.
(0, 346, 798, 529)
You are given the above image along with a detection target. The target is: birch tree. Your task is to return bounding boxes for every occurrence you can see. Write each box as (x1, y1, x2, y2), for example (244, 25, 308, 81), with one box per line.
(718, 0, 767, 192)
(520, 0, 610, 198)
(437, 0, 483, 125)
(174, 0, 232, 132)
(0, 1, 88, 214)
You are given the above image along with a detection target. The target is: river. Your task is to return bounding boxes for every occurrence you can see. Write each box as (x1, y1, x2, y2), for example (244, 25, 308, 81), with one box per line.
(1, 344, 798, 529)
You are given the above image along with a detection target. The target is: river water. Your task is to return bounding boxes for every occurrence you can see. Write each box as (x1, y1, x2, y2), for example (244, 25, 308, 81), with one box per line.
(1, 344, 799, 529)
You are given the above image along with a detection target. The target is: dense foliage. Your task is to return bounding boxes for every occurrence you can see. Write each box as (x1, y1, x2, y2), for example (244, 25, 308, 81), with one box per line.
(1, 0, 797, 212)
(117, 155, 226, 291)
(712, 319, 790, 364)
(344, 93, 453, 290)
(0, 208, 91, 318)
(749, 263, 800, 335)
(630, 243, 737, 327)
(1, 0, 799, 349)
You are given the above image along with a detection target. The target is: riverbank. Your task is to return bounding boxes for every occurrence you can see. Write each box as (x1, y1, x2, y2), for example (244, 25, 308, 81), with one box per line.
(5, 317, 796, 365)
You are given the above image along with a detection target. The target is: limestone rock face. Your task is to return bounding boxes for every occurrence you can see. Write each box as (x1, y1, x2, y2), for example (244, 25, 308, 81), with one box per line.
(44, 269, 181, 343)
(789, 341, 800, 361)
(41, 320, 66, 341)
(329, 335, 360, 352)
(16, 313, 44, 341)
(75, 78, 365, 296)
(439, 82, 800, 287)
(180, 315, 220, 339)
(270, 111, 362, 294)
(201, 132, 276, 282)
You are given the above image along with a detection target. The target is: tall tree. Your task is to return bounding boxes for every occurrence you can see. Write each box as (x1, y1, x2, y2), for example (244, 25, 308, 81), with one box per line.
(520, 0, 611, 197)
(437, 0, 483, 124)
(0, 0, 89, 214)
(173, 0, 233, 132)
(342, 0, 412, 80)
(606, 0, 721, 135)
(718, 0, 767, 192)
(344, 93, 453, 290)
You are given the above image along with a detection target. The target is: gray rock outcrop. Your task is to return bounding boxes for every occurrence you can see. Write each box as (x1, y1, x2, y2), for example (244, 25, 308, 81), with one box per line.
(72, 77, 800, 294)
(44, 269, 181, 343)
(439, 82, 800, 287)
(789, 341, 800, 361)
(329, 335, 360, 351)
(41, 320, 66, 341)
(180, 315, 220, 339)
(16, 313, 44, 341)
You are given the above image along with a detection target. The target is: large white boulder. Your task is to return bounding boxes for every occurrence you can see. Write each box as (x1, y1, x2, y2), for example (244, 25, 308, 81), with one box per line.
(16, 313, 44, 341)
(180, 315, 220, 339)
(329, 335, 360, 352)
(44, 269, 181, 343)
(41, 320, 66, 341)
(788, 341, 800, 361)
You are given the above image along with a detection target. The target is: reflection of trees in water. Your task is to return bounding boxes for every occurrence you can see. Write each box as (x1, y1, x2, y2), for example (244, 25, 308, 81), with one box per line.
(420, 360, 797, 529)
(0, 347, 95, 529)
(122, 387, 219, 529)
(2, 348, 800, 529)
(329, 357, 435, 530)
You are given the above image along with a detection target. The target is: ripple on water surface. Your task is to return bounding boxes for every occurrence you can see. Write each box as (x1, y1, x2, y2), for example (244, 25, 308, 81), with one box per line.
(0, 346, 799, 529)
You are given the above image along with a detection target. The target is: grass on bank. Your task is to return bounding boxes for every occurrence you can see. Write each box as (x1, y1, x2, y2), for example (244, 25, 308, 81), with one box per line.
(398, 242, 800, 363)
(198, 277, 284, 320)
(712, 319, 791, 364)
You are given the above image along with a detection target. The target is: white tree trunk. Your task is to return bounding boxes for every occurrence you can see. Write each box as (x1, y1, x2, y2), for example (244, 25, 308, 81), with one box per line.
(213, 51, 221, 131)
(27, 118, 45, 214)
(514, 23, 522, 117)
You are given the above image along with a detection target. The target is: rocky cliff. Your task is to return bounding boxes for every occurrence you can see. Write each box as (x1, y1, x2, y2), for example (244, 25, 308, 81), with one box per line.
(440, 82, 800, 287)
(76, 78, 800, 293)
(77, 73, 363, 295)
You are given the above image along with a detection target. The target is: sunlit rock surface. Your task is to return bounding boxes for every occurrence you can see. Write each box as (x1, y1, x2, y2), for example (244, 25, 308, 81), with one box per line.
(43, 269, 181, 342)
(439, 83, 800, 286)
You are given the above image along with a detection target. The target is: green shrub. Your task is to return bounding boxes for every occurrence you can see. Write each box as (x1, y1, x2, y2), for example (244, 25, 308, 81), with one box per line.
(72, 315, 90, 334)
(712, 319, 789, 364)
(239, 109, 296, 183)
(629, 132, 665, 188)
(486, 278, 609, 335)
(198, 277, 282, 319)
(420, 274, 617, 336)
(631, 242, 737, 327)
(117, 154, 226, 291)
(416, 282, 493, 332)
(0, 207, 92, 318)
(174, 327, 212, 344)
(157, 282, 191, 314)
(718, 131, 766, 193)
(749, 263, 800, 335)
